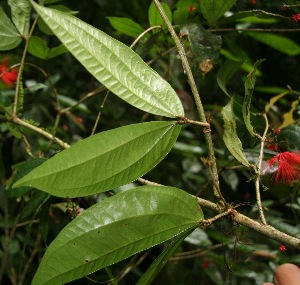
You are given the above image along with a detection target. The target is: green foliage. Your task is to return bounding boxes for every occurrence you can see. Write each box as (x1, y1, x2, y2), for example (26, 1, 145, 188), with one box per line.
(1, 0, 300, 284)
(14, 121, 181, 197)
(246, 32, 300, 56)
(107, 17, 144, 38)
(27, 36, 68, 59)
(31, 2, 184, 118)
(200, 0, 237, 26)
(8, 0, 31, 36)
(148, 1, 172, 30)
(222, 97, 250, 167)
(243, 59, 265, 136)
(0, 8, 22, 50)
(32, 186, 203, 284)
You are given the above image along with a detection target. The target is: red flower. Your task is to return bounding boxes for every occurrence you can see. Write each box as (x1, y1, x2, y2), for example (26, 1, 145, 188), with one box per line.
(291, 13, 300, 23)
(279, 245, 286, 252)
(265, 152, 300, 184)
(250, 0, 256, 5)
(0, 58, 18, 87)
(188, 6, 196, 13)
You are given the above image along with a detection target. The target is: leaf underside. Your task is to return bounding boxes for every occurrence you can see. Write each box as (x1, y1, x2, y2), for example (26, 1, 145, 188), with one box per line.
(31, 2, 184, 118)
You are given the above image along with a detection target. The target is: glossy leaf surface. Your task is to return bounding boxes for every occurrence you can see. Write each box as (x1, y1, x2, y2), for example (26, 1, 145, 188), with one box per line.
(14, 121, 181, 197)
(32, 186, 203, 285)
(221, 97, 250, 167)
(31, 2, 184, 117)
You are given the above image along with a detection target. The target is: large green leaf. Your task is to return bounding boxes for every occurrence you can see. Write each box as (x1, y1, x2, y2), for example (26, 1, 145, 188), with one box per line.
(107, 17, 144, 38)
(8, 0, 31, 36)
(32, 186, 203, 285)
(246, 32, 300, 56)
(0, 8, 22, 50)
(31, 2, 184, 118)
(221, 97, 250, 167)
(136, 227, 196, 285)
(243, 59, 265, 136)
(13, 121, 181, 197)
(200, 0, 237, 26)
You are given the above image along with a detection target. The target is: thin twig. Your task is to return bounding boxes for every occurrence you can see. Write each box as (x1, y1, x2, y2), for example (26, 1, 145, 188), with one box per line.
(91, 91, 109, 135)
(12, 117, 70, 149)
(13, 17, 39, 117)
(209, 28, 300, 33)
(130, 25, 162, 48)
(195, 197, 300, 249)
(253, 113, 269, 225)
(60, 85, 107, 114)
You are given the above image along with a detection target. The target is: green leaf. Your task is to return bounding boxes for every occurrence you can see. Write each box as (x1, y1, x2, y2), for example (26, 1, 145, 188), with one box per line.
(13, 121, 181, 198)
(7, 158, 46, 198)
(47, 44, 68, 58)
(221, 97, 250, 167)
(277, 126, 300, 150)
(107, 17, 144, 38)
(31, 2, 184, 118)
(8, 0, 31, 36)
(246, 32, 300, 56)
(136, 227, 196, 285)
(200, 0, 237, 26)
(19, 190, 50, 222)
(0, 8, 22, 50)
(27, 36, 68, 59)
(148, 1, 172, 30)
(243, 59, 265, 136)
(217, 60, 243, 97)
(32, 186, 203, 285)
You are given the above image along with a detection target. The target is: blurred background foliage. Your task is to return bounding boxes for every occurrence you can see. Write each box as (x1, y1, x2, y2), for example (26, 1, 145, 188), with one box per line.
(0, 0, 300, 284)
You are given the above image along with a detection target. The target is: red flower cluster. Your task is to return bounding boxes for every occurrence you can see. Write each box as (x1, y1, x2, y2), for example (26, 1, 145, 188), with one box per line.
(266, 152, 300, 184)
(291, 13, 300, 23)
(0, 58, 18, 88)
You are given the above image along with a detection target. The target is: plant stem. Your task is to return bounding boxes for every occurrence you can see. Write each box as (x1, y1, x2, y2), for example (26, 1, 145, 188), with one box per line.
(105, 267, 118, 285)
(12, 117, 70, 149)
(195, 197, 300, 249)
(209, 28, 300, 32)
(253, 113, 269, 225)
(13, 17, 38, 117)
(130, 25, 162, 48)
(153, 0, 226, 207)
